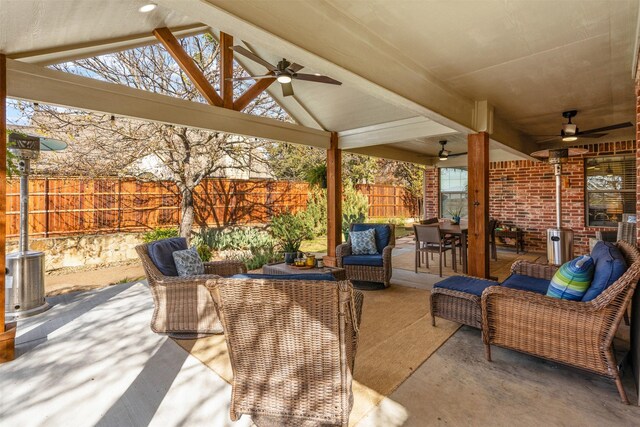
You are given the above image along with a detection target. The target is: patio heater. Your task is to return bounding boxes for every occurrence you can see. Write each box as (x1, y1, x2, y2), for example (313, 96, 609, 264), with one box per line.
(5, 133, 66, 320)
(532, 147, 587, 265)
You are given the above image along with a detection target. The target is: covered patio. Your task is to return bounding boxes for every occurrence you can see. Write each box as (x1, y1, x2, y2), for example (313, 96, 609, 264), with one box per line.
(2, 1, 640, 426)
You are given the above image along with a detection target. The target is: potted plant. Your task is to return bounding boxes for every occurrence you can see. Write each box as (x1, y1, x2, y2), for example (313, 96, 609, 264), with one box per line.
(269, 212, 312, 263)
(305, 164, 327, 188)
(447, 206, 464, 225)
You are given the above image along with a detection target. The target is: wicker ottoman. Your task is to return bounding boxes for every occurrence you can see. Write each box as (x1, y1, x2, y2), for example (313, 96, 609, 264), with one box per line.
(430, 276, 499, 329)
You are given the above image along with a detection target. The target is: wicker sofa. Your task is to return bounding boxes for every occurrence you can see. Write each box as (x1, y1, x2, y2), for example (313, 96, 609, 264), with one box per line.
(207, 277, 363, 426)
(481, 240, 640, 404)
(136, 239, 246, 336)
(336, 223, 395, 288)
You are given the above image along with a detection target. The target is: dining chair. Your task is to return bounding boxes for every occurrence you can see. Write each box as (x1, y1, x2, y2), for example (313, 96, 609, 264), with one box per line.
(413, 224, 456, 277)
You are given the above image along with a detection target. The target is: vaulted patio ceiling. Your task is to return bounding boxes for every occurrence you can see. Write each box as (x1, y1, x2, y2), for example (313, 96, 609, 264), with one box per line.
(1, 0, 638, 166)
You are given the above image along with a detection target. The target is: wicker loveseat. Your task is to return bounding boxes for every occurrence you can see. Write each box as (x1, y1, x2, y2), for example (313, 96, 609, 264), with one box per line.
(207, 277, 363, 426)
(481, 240, 640, 404)
(136, 238, 246, 336)
(336, 223, 395, 288)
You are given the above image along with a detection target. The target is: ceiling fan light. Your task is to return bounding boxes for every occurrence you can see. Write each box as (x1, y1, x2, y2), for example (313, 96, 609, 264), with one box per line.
(562, 123, 577, 135)
(277, 75, 292, 84)
(439, 150, 449, 161)
(562, 135, 578, 142)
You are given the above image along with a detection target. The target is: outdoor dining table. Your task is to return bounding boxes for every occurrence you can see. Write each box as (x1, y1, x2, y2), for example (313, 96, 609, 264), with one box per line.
(438, 221, 468, 274)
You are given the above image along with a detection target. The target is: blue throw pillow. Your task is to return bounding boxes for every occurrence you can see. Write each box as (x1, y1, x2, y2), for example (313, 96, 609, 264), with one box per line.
(148, 237, 188, 276)
(350, 228, 378, 255)
(582, 241, 627, 301)
(172, 248, 205, 277)
(547, 255, 594, 301)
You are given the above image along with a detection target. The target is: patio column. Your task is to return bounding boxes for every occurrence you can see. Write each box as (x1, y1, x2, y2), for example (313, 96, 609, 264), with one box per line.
(0, 54, 16, 363)
(324, 132, 342, 267)
(467, 131, 490, 278)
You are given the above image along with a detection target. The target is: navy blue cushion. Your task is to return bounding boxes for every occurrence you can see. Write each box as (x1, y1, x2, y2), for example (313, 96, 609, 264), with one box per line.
(434, 275, 498, 297)
(148, 237, 188, 276)
(230, 273, 336, 281)
(352, 224, 391, 253)
(342, 255, 384, 267)
(501, 274, 550, 295)
(583, 241, 627, 301)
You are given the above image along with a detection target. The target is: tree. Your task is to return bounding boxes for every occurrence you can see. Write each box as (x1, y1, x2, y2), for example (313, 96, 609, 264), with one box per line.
(14, 34, 288, 238)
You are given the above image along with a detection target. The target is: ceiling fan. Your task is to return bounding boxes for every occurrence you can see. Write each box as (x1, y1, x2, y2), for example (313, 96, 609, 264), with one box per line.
(536, 110, 633, 144)
(228, 45, 342, 97)
(418, 139, 467, 160)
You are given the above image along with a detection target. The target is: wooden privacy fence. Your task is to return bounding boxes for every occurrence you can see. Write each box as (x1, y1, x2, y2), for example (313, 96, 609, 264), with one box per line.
(5, 178, 419, 238)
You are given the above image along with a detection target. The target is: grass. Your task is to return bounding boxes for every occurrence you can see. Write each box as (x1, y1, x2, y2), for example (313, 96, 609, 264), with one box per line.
(300, 236, 328, 253)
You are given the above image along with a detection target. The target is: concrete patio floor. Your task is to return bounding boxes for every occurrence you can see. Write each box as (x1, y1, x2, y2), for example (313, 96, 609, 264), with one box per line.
(3, 271, 640, 426)
(3, 242, 640, 426)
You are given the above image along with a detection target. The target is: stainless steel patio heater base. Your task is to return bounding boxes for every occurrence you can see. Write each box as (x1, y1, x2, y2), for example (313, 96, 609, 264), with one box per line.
(547, 228, 574, 266)
(5, 251, 49, 320)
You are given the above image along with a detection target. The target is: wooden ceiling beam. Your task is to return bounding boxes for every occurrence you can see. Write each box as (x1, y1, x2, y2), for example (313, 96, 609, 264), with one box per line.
(233, 75, 276, 111)
(152, 27, 223, 107)
(219, 32, 234, 109)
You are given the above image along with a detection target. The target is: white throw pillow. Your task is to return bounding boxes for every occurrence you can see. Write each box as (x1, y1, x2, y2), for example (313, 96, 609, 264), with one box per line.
(350, 228, 378, 255)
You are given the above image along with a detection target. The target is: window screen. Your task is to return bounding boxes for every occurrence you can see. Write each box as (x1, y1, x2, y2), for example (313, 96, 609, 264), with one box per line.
(440, 168, 468, 218)
(585, 156, 636, 227)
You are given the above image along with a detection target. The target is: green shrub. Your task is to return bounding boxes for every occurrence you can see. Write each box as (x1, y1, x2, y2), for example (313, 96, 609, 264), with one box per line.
(342, 182, 369, 240)
(192, 226, 275, 252)
(231, 242, 282, 271)
(270, 211, 313, 253)
(301, 188, 327, 238)
(142, 227, 179, 243)
(195, 244, 212, 262)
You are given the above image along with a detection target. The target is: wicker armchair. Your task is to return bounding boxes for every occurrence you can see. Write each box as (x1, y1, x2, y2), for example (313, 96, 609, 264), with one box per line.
(482, 241, 640, 404)
(336, 223, 395, 288)
(136, 242, 246, 336)
(207, 278, 363, 426)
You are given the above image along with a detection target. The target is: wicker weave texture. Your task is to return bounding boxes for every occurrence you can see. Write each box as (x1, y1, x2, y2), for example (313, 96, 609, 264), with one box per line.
(135, 242, 246, 335)
(336, 223, 395, 287)
(207, 278, 363, 426)
(482, 240, 640, 404)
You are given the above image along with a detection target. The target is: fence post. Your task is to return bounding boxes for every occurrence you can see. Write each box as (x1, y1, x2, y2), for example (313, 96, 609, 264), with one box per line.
(44, 177, 50, 237)
(116, 178, 122, 232)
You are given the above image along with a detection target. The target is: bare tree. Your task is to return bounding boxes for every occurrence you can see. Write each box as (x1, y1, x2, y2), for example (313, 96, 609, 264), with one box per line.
(15, 34, 288, 238)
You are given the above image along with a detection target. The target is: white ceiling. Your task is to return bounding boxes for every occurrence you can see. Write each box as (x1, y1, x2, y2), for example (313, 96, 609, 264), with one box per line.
(2, 0, 638, 165)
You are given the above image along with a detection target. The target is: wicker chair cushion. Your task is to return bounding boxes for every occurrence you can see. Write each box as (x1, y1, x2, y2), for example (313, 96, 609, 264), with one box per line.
(546, 255, 594, 301)
(148, 237, 188, 276)
(434, 275, 498, 296)
(352, 223, 391, 253)
(342, 254, 384, 267)
(350, 228, 378, 255)
(172, 248, 205, 277)
(501, 274, 549, 294)
(230, 273, 336, 281)
(583, 241, 627, 302)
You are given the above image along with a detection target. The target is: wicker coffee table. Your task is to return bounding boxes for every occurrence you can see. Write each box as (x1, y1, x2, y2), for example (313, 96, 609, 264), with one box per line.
(262, 262, 347, 281)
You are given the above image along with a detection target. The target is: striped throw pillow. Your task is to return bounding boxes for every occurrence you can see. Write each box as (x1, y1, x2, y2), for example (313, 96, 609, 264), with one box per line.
(547, 255, 594, 301)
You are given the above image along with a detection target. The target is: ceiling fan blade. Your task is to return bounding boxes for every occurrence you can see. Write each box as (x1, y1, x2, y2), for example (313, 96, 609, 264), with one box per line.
(448, 152, 468, 157)
(536, 136, 561, 143)
(577, 122, 633, 135)
(288, 63, 304, 73)
(226, 75, 274, 81)
(230, 46, 277, 71)
(293, 73, 342, 85)
(281, 82, 294, 97)
(574, 133, 607, 139)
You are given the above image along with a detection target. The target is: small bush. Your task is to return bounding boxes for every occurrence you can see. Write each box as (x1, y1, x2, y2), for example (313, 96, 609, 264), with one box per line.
(142, 227, 179, 243)
(270, 212, 313, 253)
(195, 244, 212, 262)
(192, 226, 275, 252)
(231, 242, 282, 271)
(342, 182, 369, 240)
(301, 188, 327, 238)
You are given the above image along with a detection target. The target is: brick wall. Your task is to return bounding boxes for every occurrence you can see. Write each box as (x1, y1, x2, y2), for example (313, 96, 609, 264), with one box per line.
(424, 140, 636, 254)
(423, 168, 439, 219)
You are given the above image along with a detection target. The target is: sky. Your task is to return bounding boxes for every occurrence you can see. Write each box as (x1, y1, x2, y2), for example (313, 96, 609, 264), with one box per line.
(6, 101, 28, 125)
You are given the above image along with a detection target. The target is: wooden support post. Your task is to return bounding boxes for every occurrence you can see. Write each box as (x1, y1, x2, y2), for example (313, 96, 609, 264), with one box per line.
(0, 54, 16, 363)
(233, 76, 276, 111)
(467, 132, 490, 278)
(152, 27, 223, 107)
(324, 132, 342, 267)
(219, 32, 234, 109)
